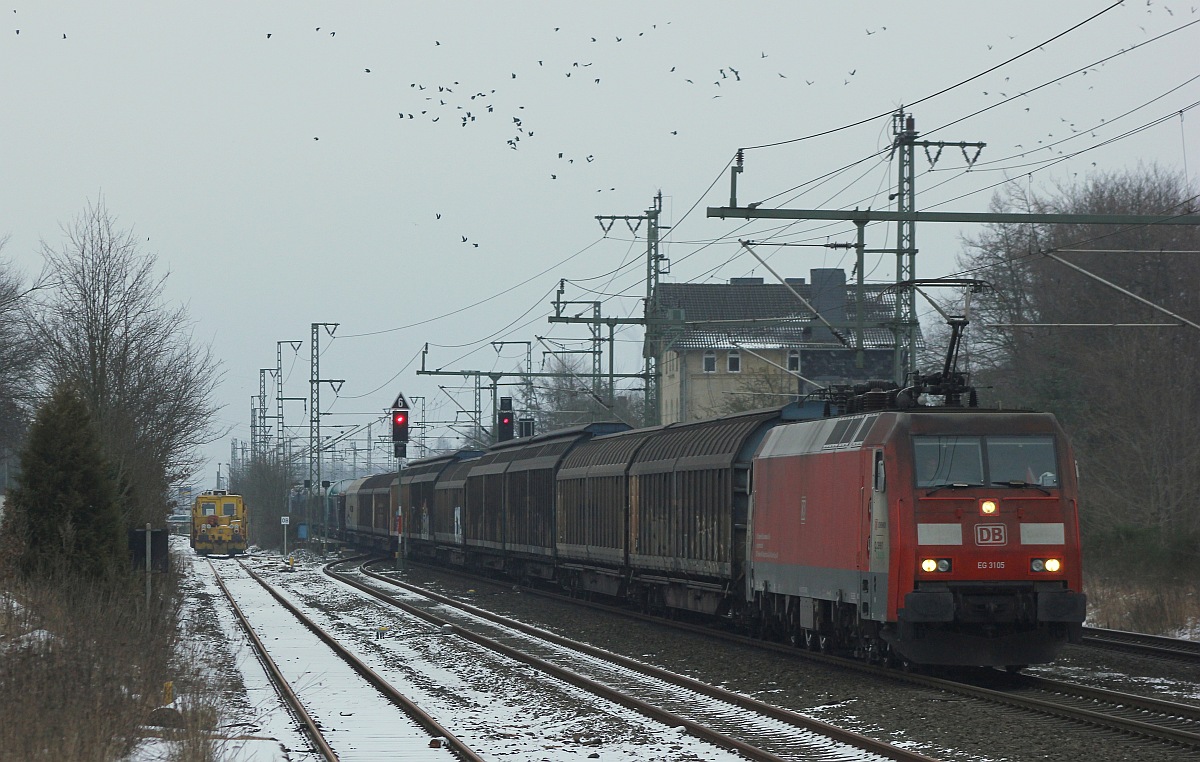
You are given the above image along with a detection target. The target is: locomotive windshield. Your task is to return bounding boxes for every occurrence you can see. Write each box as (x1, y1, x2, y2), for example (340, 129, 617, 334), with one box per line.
(913, 435, 1058, 488)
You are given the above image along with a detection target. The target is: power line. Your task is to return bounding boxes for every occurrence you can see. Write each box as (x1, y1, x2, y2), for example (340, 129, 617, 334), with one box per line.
(739, 1, 1125, 151)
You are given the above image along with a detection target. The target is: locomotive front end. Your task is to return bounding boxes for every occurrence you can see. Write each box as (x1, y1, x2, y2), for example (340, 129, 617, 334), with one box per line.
(890, 412, 1087, 667)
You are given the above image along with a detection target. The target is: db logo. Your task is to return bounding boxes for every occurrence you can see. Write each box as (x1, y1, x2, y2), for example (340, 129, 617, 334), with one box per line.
(975, 524, 1007, 546)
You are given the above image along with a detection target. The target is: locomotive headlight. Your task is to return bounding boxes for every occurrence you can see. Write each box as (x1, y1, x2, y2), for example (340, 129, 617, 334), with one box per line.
(937, 558, 951, 572)
(1031, 558, 1062, 572)
(921, 558, 938, 573)
(980, 499, 998, 515)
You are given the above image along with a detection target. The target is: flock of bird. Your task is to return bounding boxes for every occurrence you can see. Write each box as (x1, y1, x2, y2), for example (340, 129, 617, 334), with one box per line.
(7, 4, 1194, 252)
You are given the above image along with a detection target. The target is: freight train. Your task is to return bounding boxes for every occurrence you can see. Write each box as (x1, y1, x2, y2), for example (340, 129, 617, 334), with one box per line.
(191, 489, 248, 556)
(331, 386, 1086, 669)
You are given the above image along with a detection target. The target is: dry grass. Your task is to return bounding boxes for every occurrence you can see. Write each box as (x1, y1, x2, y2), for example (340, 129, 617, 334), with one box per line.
(0, 559, 232, 762)
(1085, 573, 1200, 638)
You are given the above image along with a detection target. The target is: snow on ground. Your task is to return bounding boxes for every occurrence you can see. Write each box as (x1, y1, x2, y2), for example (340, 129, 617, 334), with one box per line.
(131, 538, 750, 761)
(127, 538, 313, 761)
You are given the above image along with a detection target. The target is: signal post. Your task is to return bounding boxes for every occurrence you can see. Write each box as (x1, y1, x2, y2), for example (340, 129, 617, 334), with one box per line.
(391, 393, 410, 569)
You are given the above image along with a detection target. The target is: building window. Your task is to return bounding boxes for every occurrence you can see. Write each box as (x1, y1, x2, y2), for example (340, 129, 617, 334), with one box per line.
(703, 350, 716, 373)
(727, 350, 741, 373)
(788, 349, 800, 372)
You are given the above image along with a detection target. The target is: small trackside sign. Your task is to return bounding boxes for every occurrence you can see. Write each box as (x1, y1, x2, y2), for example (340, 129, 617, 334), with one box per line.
(975, 523, 1007, 546)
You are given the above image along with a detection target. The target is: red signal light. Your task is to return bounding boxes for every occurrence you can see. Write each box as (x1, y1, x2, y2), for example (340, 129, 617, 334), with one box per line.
(391, 408, 410, 445)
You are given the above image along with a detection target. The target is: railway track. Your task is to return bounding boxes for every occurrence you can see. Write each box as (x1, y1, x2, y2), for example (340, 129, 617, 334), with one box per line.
(209, 558, 482, 761)
(1082, 625, 1200, 663)
(395, 559, 1200, 756)
(334, 558, 936, 762)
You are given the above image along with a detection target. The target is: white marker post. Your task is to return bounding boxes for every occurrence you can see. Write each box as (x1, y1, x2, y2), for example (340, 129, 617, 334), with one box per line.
(281, 515, 290, 560)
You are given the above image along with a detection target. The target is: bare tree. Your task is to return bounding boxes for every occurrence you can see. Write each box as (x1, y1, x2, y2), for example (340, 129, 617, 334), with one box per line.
(30, 200, 224, 526)
(954, 167, 1200, 550)
(0, 242, 46, 468)
(229, 455, 298, 551)
(518, 355, 640, 434)
(714, 363, 802, 416)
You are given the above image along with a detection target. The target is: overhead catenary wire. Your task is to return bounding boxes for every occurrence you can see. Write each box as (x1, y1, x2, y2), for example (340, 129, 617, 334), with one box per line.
(337, 237, 606, 339)
(738, 1, 1126, 151)
(536, 24, 1196, 319)
(318, 4, 1188, 444)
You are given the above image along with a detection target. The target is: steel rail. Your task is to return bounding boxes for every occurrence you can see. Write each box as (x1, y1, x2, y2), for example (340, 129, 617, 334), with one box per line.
(340, 559, 937, 762)
(235, 559, 485, 762)
(208, 560, 338, 762)
(398, 560, 1200, 751)
(1082, 625, 1200, 663)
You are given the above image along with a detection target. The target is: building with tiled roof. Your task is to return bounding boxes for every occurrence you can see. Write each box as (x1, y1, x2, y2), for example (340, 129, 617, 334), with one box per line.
(647, 268, 912, 424)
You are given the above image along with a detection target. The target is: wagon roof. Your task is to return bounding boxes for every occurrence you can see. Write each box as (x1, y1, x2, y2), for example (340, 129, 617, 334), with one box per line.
(631, 408, 784, 473)
(557, 425, 665, 478)
(435, 456, 478, 488)
(360, 472, 397, 490)
(402, 450, 483, 484)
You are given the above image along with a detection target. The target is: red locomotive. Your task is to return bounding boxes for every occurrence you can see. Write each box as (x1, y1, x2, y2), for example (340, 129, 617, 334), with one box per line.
(749, 407, 1085, 668)
(338, 384, 1085, 669)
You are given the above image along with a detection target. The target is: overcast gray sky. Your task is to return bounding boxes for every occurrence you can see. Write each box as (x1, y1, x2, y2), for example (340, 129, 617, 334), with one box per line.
(2, 2, 1196, 485)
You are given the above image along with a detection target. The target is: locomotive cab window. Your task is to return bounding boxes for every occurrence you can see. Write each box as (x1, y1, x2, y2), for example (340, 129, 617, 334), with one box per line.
(913, 436, 984, 487)
(223, 502, 237, 516)
(913, 435, 1058, 488)
(201, 502, 216, 516)
(986, 436, 1058, 486)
